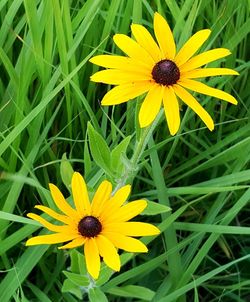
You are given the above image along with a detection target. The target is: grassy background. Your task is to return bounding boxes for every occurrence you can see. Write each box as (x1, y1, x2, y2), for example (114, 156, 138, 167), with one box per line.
(0, 0, 249, 301)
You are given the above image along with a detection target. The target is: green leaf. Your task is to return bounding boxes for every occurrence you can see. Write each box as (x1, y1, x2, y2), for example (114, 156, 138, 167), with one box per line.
(60, 153, 74, 189)
(88, 287, 108, 302)
(111, 136, 131, 174)
(107, 285, 155, 301)
(141, 200, 172, 215)
(87, 122, 112, 176)
(61, 279, 82, 299)
(63, 271, 89, 287)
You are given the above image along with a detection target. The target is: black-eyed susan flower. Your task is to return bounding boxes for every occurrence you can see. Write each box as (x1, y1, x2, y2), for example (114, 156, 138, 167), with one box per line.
(26, 172, 160, 279)
(90, 12, 238, 135)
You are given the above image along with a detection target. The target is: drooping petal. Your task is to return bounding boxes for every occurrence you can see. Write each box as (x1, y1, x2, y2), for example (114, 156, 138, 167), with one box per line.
(101, 81, 153, 106)
(35, 205, 72, 224)
(26, 233, 78, 246)
(153, 12, 176, 60)
(90, 69, 151, 85)
(173, 85, 214, 131)
(99, 185, 131, 222)
(102, 232, 148, 252)
(163, 86, 180, 135)
(84, 238, 100, 279)
(27, 213, 74, 233)
(96, 235, 120, 272)
(131, 24, 161, 62)
(72, 172, 91, 216)
(105, 199, 147, 223)
(89, 55, 152, 73)
(175, 29, 211, 66)
(139, 84, 163, 128)
(58, 237, 86, 249)
(104, 222, 160, 237)
(181, 68, 239, 79)
(179, 79, 238, 104)
(91, 180, 112, 217)
(49, 184, 79, 219)
(113, 34, 155, 66)
(179, 48, 231, 72)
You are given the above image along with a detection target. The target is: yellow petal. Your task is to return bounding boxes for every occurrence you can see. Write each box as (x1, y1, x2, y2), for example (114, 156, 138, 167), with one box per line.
(180, 48, 231, 72)
(91, 180, 112, 217)
(58, 237, 86, 249)
(84, 238, 100, 279)
(102, 232, 148, 252)
(104, 222, 160, 236)
(173, 85, 214, 131)
(113, 34, 155, 66)
(175, 29, 211, 66)
(163, 87, 180, 135)
(105, 199, 147, 223)
(26, 233, 78, 246)
(35, 205, 72, 225)
(179, 79, 238, 105)
(89, 55, 152, 73)
(139, 84, 163, 128)
(154, 12, 176, 60)
(131, 24, 161, 62)
(72, 172, 91, 216)
(100, 185, 131, 222)
(27, 213, 72, 233)
(101, 82, 153, 106)
(96, 235, 120, 271)
(181, 68, 239, 79)
(49, 183, 79, 219)
(90, 69, 151, 85)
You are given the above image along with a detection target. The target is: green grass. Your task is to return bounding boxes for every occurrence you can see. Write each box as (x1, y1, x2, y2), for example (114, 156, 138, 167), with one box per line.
(0, 0, 249, 301)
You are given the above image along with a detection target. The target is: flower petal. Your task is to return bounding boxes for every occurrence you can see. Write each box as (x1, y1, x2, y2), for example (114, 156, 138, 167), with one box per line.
(105, 199, 147, 223)
(175, 29, 211, 66)
(101, 82, 153, 106)
(72, 172, 91, 216)
(131, 24, 161, 62)
(91, 69, 151, 85)
(113, 34, 155, 66)
(89, 55, 152, 73)
(181, 68, 239, 79)
(27, 213, 73, 233)
(84, 238, 100, 279)
(102, 232, 148, 252)
(49, 184, 79, 219)
(139, 84, 163, 128)
(179, 48, 231, 72)
(173, 85, 214, 131)
(104, 222, 160, 237)
(58, 237, 86, 249)
(163, 86, 180, 135)
(91, 180, 112, 217)
(26, 233, 78, 246)
(35, 205, 72, 224)
(99, 185, 131, 222)
(154, 12, 176, 60)
(179, 79, 238, 104)
(96, 235, 120, 272)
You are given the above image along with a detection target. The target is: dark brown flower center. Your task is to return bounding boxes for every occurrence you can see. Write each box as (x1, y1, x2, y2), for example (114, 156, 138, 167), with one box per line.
(152, 59, 180, 86)
(78, 216, 102, 238)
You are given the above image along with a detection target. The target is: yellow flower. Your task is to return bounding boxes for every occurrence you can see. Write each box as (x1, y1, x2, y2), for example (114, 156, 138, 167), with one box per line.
(90, 12, 238, 135)
(26, 172, 160, 279)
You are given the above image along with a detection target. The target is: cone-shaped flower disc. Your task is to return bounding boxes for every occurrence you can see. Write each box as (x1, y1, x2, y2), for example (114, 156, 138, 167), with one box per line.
(26, 172, 160, 279)
(90, 12, 238, 135)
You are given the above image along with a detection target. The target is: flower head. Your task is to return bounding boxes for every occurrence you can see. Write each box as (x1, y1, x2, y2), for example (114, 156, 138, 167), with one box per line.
(90, 12, 238, 135)
(26, 172, 160, 279)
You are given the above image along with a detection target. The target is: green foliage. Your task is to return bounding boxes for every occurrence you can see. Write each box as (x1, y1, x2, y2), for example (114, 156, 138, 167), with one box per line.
(0, 0, 249, 301)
